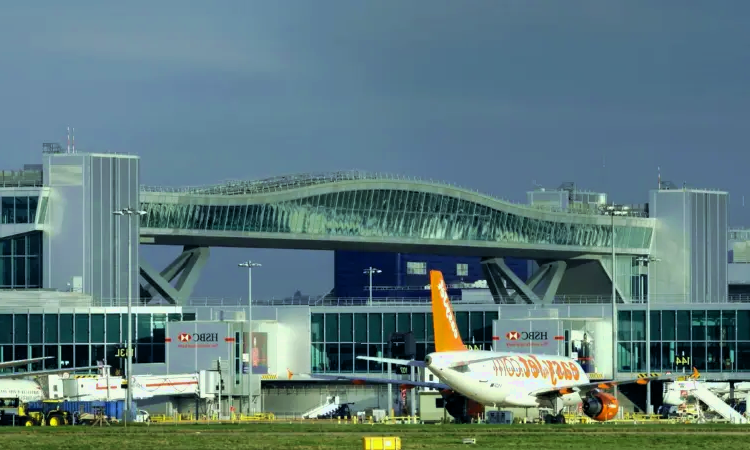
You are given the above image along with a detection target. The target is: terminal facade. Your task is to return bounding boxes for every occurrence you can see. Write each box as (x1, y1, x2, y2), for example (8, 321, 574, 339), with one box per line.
(1, 145, 749, 417)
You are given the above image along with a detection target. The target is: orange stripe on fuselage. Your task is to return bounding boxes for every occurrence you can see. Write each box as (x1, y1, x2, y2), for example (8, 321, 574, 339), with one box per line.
(490, 355, 581, 385)
(430, 270, 467, 353)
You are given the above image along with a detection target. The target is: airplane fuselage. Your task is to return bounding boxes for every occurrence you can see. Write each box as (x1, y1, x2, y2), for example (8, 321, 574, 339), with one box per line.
(427, 350, 589, 408)
(0, 379, 44, 403)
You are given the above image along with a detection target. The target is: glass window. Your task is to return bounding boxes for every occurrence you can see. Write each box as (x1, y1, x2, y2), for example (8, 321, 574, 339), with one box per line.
(74, 345, 89, 368)
(397, 313, 410, 333)
(339, 314, 353, 342)
(75, 314, 89, 343)
(136, 344, 151, 364)
(470, 312, 483, 343)
(676, 342, 691, 370)
(59, 314, 74, 343)
(14, 197, 29, 224)
(340, 343, 354, 372)
(632, 342, 645, 371)
(706, 311, 721, 341)
(406, 261, 426, 275)
(368, 314, 382, 343)
(311, 343, 325, 373)
(43, 345, 57, 370)
(106, 314, 120, 343)
(153, 344, 165, 363)
(153, 314, 166, 344)
(44, 314, 58, 344)
(455, 312, 469, 340)
(738, 343, 750, 371)
(311, 314, 324, 342)
(484, 311, 498, 341)
(722, 311, 736, 341)
(91, 314, 105, 343)
(354, 343, 367, 372)
(325, 314, 338, 342)
(617, 341, 632, 371)
(0, 315, 12, 344)
(691, 311, 706, 341)
(354, 314, 367, 343)
(649, 342, 660, 371)
(426, 313, 434, 341)
(14, 314, 28, 344)
(631, 310, 645, 340)
(618, 310, 631, 341)
(707, 342, 721, 371)
(676, 311, 690, 340)
(661, 342, 676, 372)
(29, 314, 42, 344)
(1, 197, 13, 224)
(92, 345, 106, 365)
(738, 311, 750, 341)
(456, 263, 468, 277)
(722, 342, 736, 371)
(324, 343, 339, 372)
(692, 342, 706, 371)
(661, 311, 675, 340)
(137, 315, 151, 343)
(649, 311, 660, 341)
(368, 344, 383, 372)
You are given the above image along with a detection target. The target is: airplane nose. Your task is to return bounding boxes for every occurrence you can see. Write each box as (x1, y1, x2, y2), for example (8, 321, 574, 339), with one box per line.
(425, 356, 432, 366)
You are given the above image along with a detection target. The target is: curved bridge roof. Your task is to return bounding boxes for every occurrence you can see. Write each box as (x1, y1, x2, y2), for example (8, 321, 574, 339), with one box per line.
(138, 171, 654, 258)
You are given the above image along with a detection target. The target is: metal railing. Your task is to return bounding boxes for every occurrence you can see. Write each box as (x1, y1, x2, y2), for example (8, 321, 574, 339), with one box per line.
(6, 294, 743, 309)
(139, 170, 652, 219)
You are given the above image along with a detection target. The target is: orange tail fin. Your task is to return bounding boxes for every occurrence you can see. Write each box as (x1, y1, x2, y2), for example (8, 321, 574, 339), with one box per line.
(430, 270, 467, 352)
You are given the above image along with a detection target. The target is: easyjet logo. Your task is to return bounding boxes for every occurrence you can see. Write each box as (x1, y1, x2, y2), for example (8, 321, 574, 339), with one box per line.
(438, 279, 459, 339)
(178, 333, 192, 342)
(491, 355, 580, 386)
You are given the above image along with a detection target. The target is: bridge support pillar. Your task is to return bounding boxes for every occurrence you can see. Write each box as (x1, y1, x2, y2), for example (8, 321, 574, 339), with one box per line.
(481, 258, 567, 305)
(140, 246, 210, 305)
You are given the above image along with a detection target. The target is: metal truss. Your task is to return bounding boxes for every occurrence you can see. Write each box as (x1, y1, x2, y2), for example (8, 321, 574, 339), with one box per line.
(140, 246, 210, 305)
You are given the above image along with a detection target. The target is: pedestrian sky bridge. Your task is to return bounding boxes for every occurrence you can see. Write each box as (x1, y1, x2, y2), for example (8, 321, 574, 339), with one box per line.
(135, 171, 655, 306)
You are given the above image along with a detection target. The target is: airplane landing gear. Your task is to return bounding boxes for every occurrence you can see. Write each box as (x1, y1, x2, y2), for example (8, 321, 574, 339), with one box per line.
(543, 397, 566, 424)
(543, 413, 566, 424)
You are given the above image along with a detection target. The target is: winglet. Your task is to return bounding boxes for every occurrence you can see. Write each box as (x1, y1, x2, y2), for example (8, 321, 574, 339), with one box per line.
(430, 270, 466, 352)
(691, 367, 700, 380)
(287, 368, 293, 380)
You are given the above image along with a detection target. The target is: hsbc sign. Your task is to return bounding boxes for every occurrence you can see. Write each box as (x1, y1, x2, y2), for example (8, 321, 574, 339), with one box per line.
(176, 332, 219, 348)
(505, 331, 548, 341)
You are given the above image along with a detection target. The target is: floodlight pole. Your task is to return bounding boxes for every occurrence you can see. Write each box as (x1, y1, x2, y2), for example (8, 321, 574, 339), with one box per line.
(363, 267, 381, 306)
(637, 255, 660, 415)
(113, 207, 147, 426)
(239, 260, 261, 415)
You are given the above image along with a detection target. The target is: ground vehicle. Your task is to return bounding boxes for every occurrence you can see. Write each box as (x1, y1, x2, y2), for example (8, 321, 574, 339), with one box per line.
(135, 410, 151, 423)
(0, 398, 72, 426)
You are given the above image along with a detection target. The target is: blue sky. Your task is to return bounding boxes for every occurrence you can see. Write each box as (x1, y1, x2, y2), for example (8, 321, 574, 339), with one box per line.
(1, 1, 748, 300)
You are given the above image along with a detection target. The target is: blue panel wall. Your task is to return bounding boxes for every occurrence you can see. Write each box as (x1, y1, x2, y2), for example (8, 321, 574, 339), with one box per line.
(333, 251, 529, 299)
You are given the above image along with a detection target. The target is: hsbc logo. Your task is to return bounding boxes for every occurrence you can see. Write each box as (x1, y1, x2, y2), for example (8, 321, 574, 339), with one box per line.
(505, 331, 547, 341)
(177, 332, 218, 343)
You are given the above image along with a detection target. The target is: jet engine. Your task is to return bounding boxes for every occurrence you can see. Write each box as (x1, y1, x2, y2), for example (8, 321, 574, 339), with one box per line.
(441, 390, 483, 424)
(581, 391, 619, 422)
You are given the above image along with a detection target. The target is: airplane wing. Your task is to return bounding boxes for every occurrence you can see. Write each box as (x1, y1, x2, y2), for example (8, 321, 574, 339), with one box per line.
(356, 356, 426, 368)
(307, 373, 450, 390)
(0, 357, 54, 370)
(527, 369, 694, 399)
(0, 365, 104, 380)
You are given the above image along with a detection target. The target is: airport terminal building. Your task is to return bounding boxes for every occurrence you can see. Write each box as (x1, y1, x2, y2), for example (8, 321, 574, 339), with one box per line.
(1, 145, 750, 417)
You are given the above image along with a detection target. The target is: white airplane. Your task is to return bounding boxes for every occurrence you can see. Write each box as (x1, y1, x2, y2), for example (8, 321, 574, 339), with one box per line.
(0, 357, 103, 403)
(311, 270, 682, 423)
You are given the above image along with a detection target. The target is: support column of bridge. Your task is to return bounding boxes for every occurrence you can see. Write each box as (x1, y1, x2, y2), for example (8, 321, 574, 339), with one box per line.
(139, 246, 210, 305)
(480, 257, 566, 305)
